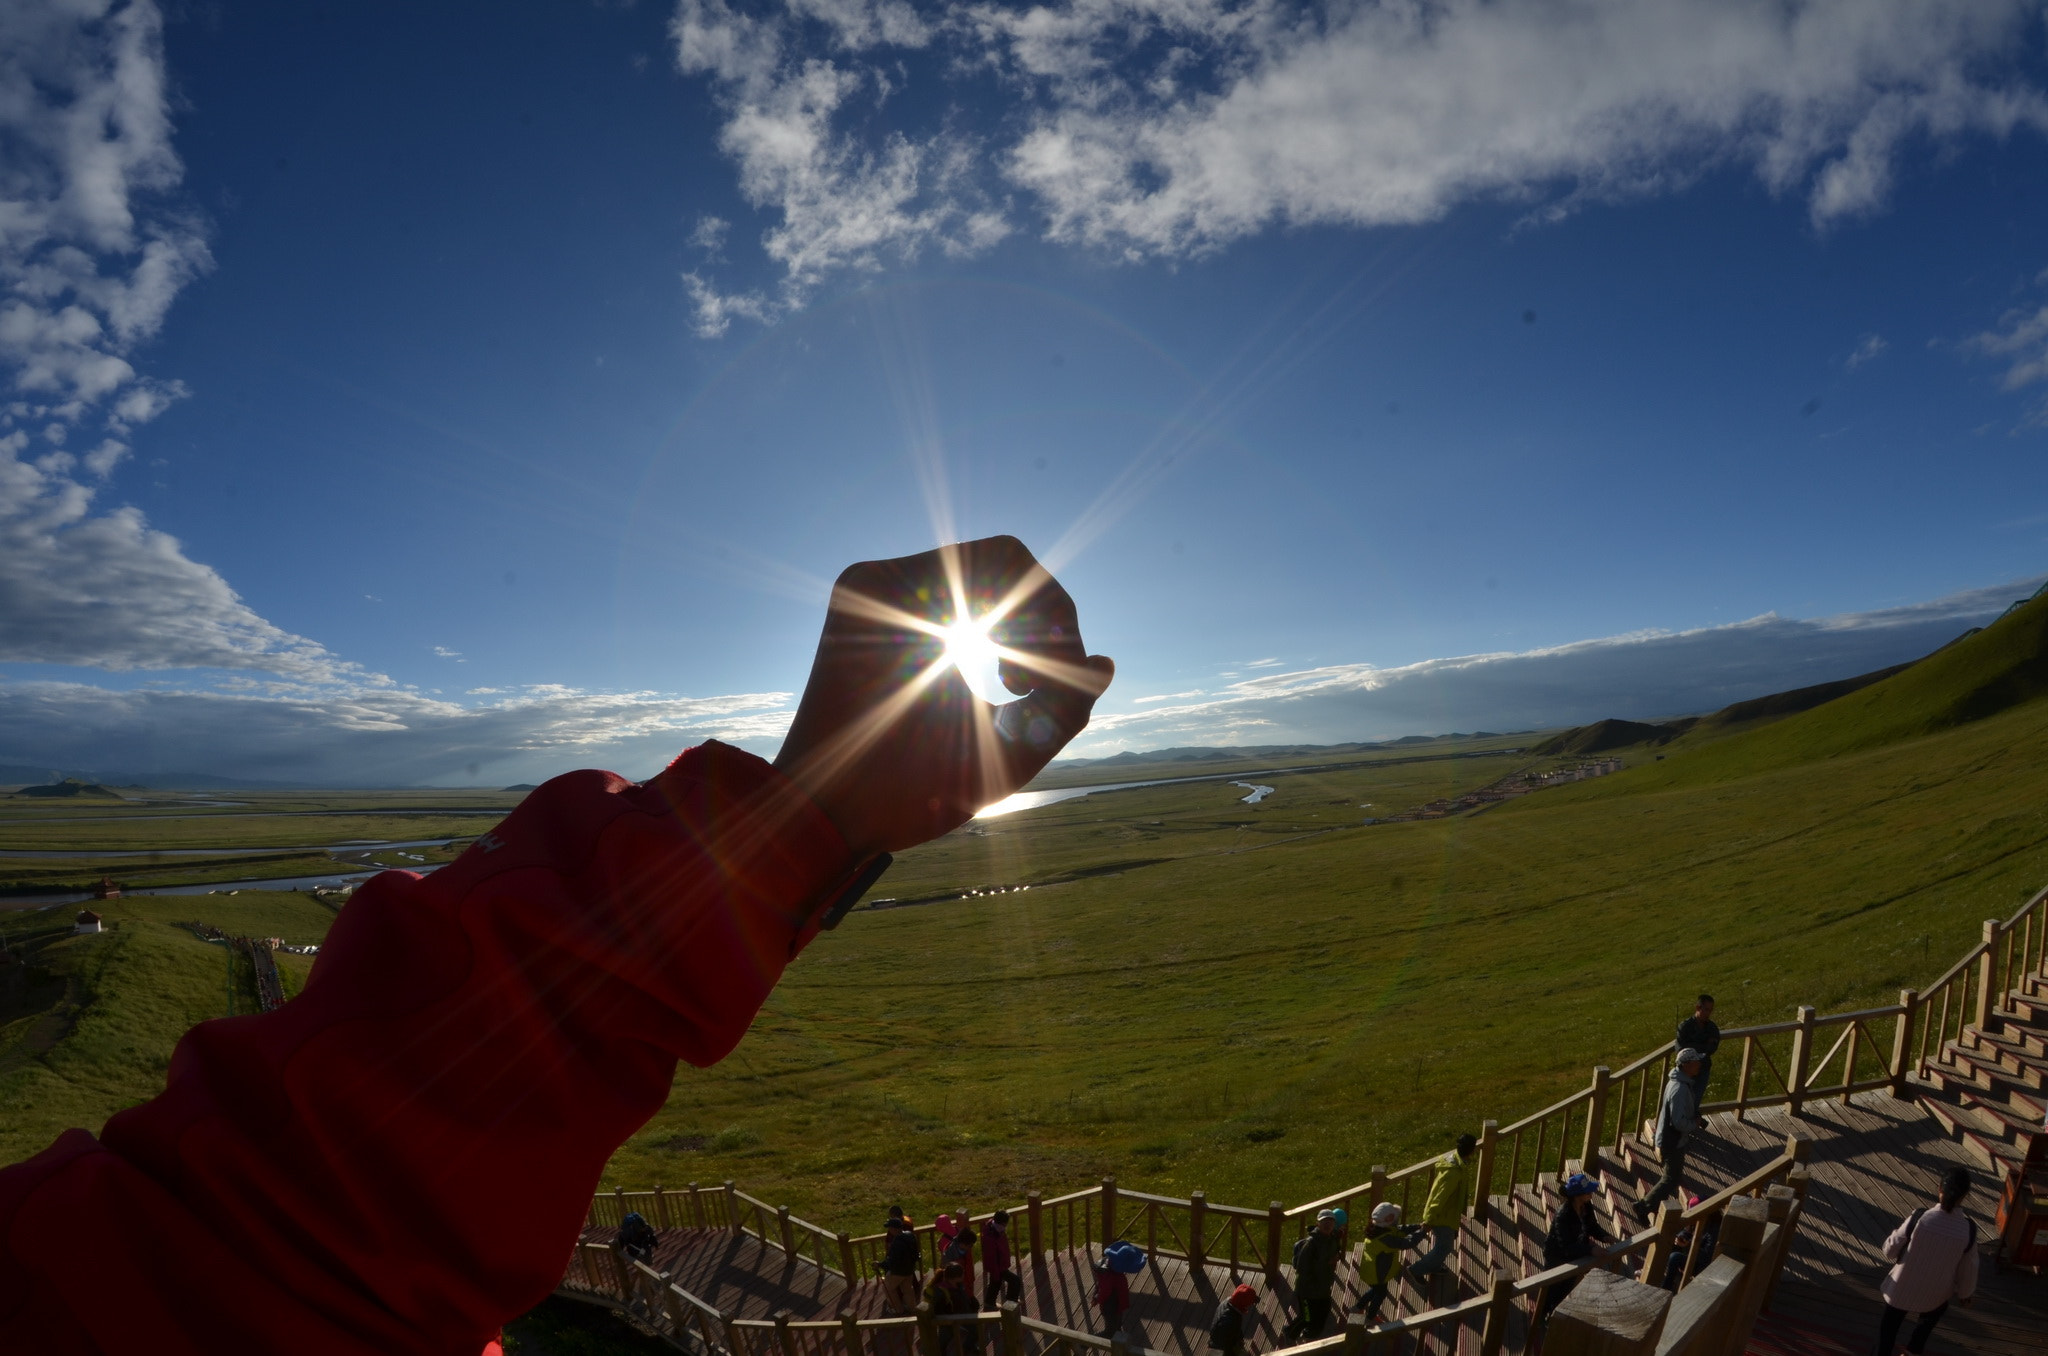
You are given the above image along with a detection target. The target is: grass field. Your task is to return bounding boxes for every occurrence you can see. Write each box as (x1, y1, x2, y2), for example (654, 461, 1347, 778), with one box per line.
(4, 592, 2047, 1252)
(0, 890, 334, 1163)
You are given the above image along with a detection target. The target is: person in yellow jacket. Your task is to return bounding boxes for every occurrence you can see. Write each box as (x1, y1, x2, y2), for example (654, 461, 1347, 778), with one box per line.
(1356, 1202, 1428, 1322)
(1407, 1133, 1477, 1292)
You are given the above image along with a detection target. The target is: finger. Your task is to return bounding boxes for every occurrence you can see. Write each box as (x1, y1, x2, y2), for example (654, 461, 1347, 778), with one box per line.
(995, 653, 1114, 759)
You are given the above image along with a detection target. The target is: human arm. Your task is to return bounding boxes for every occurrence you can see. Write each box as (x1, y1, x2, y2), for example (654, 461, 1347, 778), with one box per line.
(0, 537, 1111, 1354)
(0, 744, 859, 1354)
(1954, 1227, 1979, 1303)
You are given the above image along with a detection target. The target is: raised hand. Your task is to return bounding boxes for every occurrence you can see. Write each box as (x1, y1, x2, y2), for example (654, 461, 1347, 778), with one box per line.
(774, 536, 1115, 855)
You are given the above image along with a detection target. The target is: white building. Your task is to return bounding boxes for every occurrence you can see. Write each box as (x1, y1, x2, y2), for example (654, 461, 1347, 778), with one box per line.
(74, 910, 103, 934)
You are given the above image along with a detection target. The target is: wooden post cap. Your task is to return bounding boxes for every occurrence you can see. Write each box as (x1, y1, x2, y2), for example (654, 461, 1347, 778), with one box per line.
(1548, 1269, 1672, 1354)
(1715, 1195, 1770, 1263)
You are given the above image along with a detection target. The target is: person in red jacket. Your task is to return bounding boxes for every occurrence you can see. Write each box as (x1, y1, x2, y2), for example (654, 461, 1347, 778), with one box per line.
(980, 1209, 1020, 1308)
(0, 537, 1113, 1356)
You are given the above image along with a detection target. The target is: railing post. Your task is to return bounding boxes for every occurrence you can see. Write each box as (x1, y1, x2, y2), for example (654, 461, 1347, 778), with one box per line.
(1101, 1177, 1118, 1248)
(655, 1184, 671, 1230)
(779, 1204, 798, 1258)
(1479, 1269, 1513, 1356)
(838, 1231, 856, 1279)
(1785, 1007, 1815, 1117)
(613, 1185, 628, 1228)
(841, 1310, 862, 1356)
(1473, 1120, 1498, 1214)
(1343, 1313, 1366, 1356)
(1001, 1301, 1025, 1356)
(1549, 1269, 1670, 1355)
(1733, 1038, 1756, 1121)
(1582, 1066, 1611, 1162)
(1975, 919, 2001, 1037)
(688, 1181, 703, 1228)
(1838, 1022, 1862, 1103)
(726, 1181, 742, 1234)
(1368, 1165, 1386, 1216)
(916, 1304, 938, 1356)
(1890, 990, 1917, 1099)
(1265, 1201, 1284, 1280)
(718, 1309, 744, 1356)
(774, 1309, 798, 1356)
(1189, 1191, 1208, 1268)
(608, 1240, 631, 1298)
(1638, 1202, 1683, 1287)
(1027, 1191, 1043, 1265)
(666, 1284, 692, 1341)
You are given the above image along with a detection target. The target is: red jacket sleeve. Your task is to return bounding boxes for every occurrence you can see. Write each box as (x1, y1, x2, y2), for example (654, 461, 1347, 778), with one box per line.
(0, 742, 856, 1355)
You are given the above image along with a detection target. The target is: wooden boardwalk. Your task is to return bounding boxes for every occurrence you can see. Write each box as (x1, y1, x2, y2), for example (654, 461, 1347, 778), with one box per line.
(562, 900, 2048, 1355)
(565, 1092, 2043, 1356)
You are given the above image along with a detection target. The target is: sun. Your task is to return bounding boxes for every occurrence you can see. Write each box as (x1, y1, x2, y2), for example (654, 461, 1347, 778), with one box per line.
(940, 613, 1014, 704)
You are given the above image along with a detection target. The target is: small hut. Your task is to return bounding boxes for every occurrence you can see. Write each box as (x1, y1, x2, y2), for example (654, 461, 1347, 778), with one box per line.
(75, 910, 103, 934)
(92, 876, 121, 900)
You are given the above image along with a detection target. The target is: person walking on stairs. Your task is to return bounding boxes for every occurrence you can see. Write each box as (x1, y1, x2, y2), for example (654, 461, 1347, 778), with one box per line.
(1636, 1050, 1705, 1219)
(1407, 1133, 1477, 1297)
(1676, 995, 1720, 1108)
(1537, 1174, 1613, 1326)
(1210, 1284, 1258, 1356)
(1872, 1167, 1978, 1356)
(1355, 1202, 1426, 1324)
(980, 1210, 1021, 1308)
(1282, 1209, 1344, 1341)
(939, 1212, 977, 1299)
(924, 1261, 974, 1356)
(882, 1215, 922, 1315)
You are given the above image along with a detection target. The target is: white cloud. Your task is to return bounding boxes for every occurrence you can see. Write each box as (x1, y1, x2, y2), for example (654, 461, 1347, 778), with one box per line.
(1070, 576, 2047, 752)
(0, 1, 210, 450)
(0, 680, 795, 786)
(1971, 287, 2048, 425)
(1132, 689, 1205, 703)
(675, 0, 2048, 327)
(432, 645, 464, 660)
(1846, 333, 1887, 370)
(0, 435, 356, 680)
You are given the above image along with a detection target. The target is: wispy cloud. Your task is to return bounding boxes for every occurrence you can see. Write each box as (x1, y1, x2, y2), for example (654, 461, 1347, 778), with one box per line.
(1846, 333, 1887, 370)
(1071, 576, 2046, 753)
(432, 645, 464, 660)
(1971, 280, 2048, 426)
(676, 0, 2048, 333)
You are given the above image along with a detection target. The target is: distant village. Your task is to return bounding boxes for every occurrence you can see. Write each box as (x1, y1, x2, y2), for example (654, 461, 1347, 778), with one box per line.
(1368, 757, 1625, 823)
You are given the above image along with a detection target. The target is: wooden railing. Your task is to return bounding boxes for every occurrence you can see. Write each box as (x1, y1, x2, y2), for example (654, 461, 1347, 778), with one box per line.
(569, 881, 2045, 1354)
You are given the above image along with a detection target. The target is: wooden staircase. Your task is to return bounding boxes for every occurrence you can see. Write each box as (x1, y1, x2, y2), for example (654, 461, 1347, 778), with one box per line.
(1916, 968, 2048, 1175)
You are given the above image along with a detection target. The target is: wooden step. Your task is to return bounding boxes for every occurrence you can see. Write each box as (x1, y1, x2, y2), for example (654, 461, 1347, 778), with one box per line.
(1939, 1040, 2040, 1092)
(1924, 1098, 2027, 1173)
(1969, 1028, 2048, 1084)
(1959, 1089, 2048, 1155)
(2009, 991, 2048, 1026)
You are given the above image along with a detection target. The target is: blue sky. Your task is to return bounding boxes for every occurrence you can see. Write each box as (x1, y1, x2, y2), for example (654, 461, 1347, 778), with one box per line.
(4, 0, 2048, 785)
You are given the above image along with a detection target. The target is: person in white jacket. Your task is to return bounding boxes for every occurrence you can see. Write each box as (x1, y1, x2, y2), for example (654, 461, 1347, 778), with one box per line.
(1874, 1166, 1978, 1355)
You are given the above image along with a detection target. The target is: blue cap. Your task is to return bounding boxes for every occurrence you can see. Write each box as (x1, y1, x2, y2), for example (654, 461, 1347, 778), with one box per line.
(1563, 1173, 1599, 1197)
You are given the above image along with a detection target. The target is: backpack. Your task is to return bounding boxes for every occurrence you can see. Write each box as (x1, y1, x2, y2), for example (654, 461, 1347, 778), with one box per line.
(620, 1211, 656, 1250)
(1209, 1305, 1243, 1349)
(1900, 1207, 1975, 1255)
(1292, 1234, 1308, 1268)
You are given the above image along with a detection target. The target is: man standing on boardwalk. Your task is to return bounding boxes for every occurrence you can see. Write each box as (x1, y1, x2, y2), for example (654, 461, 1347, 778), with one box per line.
(1407, 1133, 1478, 1295)
(1676, 995, 1720, 1104)
(1282, 1209, 1343, 1341)
(882, 1216, 921, 1315)
(1873, 1167, 1978, 1356)
(1637, 1049, 1706, 1219)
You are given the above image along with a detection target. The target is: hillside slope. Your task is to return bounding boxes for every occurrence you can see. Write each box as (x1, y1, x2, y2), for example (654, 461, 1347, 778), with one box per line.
(1606, 582, 2048, 788)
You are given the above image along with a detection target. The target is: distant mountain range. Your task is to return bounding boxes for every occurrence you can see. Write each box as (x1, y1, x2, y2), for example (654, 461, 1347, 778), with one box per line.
(1048, 733, 1523, 770)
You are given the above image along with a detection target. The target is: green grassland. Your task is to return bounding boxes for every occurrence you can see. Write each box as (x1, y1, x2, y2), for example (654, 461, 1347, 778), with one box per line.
(3, 593, 2047, 1254)
(0, 891, 334, 1163)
